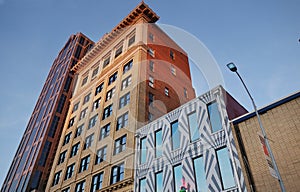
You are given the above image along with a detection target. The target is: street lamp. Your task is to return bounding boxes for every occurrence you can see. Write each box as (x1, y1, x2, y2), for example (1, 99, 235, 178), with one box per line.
(226, 62, 285, 192)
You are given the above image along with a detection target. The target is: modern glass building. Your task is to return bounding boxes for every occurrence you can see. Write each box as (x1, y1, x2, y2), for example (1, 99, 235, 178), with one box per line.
(1, 33, 94, 192)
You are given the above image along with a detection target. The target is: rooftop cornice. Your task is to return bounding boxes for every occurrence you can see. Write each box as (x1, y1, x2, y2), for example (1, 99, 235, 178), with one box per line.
(71, 2, 159, 72)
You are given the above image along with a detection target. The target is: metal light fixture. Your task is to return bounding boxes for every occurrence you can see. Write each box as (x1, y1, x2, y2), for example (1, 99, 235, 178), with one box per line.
(226, 62, 285, 192)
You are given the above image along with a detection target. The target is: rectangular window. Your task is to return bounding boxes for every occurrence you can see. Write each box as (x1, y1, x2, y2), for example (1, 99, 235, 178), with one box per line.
(83, 93, 91, 104)
(68, 117, 75, 128)
(170, 50, 175, 60)
(99, 123, 110, 140)
(149, 92, 154, 106)
(102, 104, 113, 120)
(116, 112, 129, 131)
(88, 114, 98, 129)
(148, 48, 155, 57)
(173, 164, 183, 192)
(62, 187, 70, 192)
(72, 102, 79, 112)
(188, 111, 200, 141)
(108, 72, 118, 85)
(81, 76, 88, 86)
(105, 87, 115, 101)
(148, 112, 154, 121)
(91, 172, 104, 192)
(149, 76, 154, 87)
(149, 33, 154, 41)
(95, 83, 104, 95)
(139, 178, 146, 192)
(193, 156, 207, 192)
(184, 88, 188, 98)
(95, 146, 107, 164)
(140, 137, 147, 164)
(64, 163, 75, 180)
(121, 75, 132, 90)
(57, 150, 67, 165)
(75, 124, 84, 138)
(171, 65, 176, 75)
(92, 66, 99, 78)
(79, 155, 90, 173)
(56, 94, 66, 113)
(75, 180, 85, 192)
(149, 60, 154, 72)
(165, 87, 169, 96)
(83, 134, 94, 150)
(70, 142, 80, 157)
(216, 148, 236, 190)
(115, 46, 123, 58)
(207, 101, 222, 132)
(52, 171, 61, 186)
(123, 60, 133, 74)
(79, 107, 88, 120)
(119, 92, 130, 109)
(103, 56, 110, 68)
(155, 172, 163, 192)
(114, 135, 127, 155)
(171, 121, 180, 150)
(110, 163, 124, 184)
(93, 98, 101, 111)
(63, 132, 72, 146)
(155, 129, 162, 158)
(128, 35, 135, 47)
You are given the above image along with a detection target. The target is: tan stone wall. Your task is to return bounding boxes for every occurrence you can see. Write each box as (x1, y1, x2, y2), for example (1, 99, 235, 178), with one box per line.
(233, 96, 300, 192)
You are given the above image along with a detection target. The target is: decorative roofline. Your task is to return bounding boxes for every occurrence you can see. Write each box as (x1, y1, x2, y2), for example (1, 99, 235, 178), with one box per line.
(71, 2, 159, 72)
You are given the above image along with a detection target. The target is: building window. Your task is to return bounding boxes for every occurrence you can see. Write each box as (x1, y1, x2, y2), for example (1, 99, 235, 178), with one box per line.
(149, 76, 154, 88)
(139, 178, 146, 192)
(170, 50, 175, 60)
(57, 94, 66, 114)
(79, 107, 88, 120)
(70, 142, 80, 157)
(64, 163, 75, 180)
(83, 93, 91, 104)
(121, 75, 132, 90)
(62, 187, 70, 192)
(95, 146, 107, 164)
(110, 163, 124, 184)
(128, 35, 135, 47)
(99, 123, 110, 140)
(114, 135, 127, 155)
(123, 60, 133, 74)
(93, 98, 101, 111)
(57, 150, 67, 165)
(103, 56, 110, 68)
(52, 171, 61, 186)
(188, 111, 200, 141)
(171, 65, 176, 75)
(95, 83, 104, 96)
(75, 180, 85, 192)
(75, 124, 83, 138)
(116, 112, 128, 131)
(79, 155, 90, 173)
(184, 88, 188, 98)
(72, 102, 79, 112)
(91, 172, 104, 192)
(148, 112, 154, 121)
(88, 114, 98, 129)
(68, 117, 75, 128)
(216, 148, 236, 190)
(63, 132, 72, 146)
(119, 92, 130, 109)
(115, 46, 123, 58)
(165, 87, 169, 96)
(171, 121, 180, 150)
(155, 129, 162, 158)
(81, 76, 88, 86)
(155, 171, 163, 191)
(140, 137, 147, 164)
(193, 156, 207, 192)
(108, 72, 118, 85)
(149, 33, 154, 41)
(106, 87, 115, 101)
(207, 101, 222, 132)
(92, 66, 99, 78)
(149, 92, 154, 106)
(83, 134, 94, 150)
(149, 60, 154, 72)
(148, 48, 155, 57)
(102, 104, 113, 120)
(173, 164, 183, 192)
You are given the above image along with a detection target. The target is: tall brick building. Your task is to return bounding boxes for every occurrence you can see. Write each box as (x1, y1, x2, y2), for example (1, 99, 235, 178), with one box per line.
(232, 91, 300, 191)
(46, 2, 195, 192)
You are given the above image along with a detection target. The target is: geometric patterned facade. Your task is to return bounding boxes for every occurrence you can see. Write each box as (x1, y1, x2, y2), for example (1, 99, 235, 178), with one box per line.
(135, 86, 248, 192)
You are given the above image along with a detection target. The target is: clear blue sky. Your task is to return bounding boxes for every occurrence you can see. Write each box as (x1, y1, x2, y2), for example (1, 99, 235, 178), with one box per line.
(0, 0, 299, 186)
